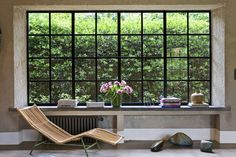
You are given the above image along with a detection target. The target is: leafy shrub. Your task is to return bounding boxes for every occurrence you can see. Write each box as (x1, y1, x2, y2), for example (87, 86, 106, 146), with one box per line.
(28, 12, 210, 104)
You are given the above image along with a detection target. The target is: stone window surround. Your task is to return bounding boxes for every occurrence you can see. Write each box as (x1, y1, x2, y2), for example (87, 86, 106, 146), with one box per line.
(13, 4, 225, 108)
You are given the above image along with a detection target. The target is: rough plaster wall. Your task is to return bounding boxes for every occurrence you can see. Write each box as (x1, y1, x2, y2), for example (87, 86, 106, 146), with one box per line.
(220, 0, 236, 131)
(0, 0, 234, 132)
(0, 0, 227, 6)
(13, 7, 27, 109)
(0, 1, 18, 131)
(124, 116, 216, 128)
(97, 116, 215, 129)
(212, 7, 225, 107)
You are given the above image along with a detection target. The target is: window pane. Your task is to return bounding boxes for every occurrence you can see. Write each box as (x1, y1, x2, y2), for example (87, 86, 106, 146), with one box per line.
(75, 13, 95, 34)
(51, 59, 72, 80)
(189, 13, 209, 34)
(97, 36, 118, 57)
(29, 82, 50, 104)
(167, 13, 187, 34)
(167, 81, 188, 102)
(51, 82, 72, 103)
(121, 13, 141, 34)
(167, 58, 187, 80)
(121, 59, 141, 80)
(75, 82, 96, 102)
(121, 36, 141, 57)
(29, 13, 49, 34)
(190, 59, 210, 80)
(123, 81, 142, 103)
(97, 59, 118, 80)
(143, 59, 163, 80)
(51, 13, 71, 34)
(29, 59, 49, 80)
(189, 81, 210, 103)
(29, 36, 49, 57)
(51, 36, 72, 57)
(167, 35, 187, 57)
(143, 35, 163, 57)
(189, 35, 210, 57)
(75, 59, 95, 80)
(97, 13, 117, 34)
(75, 36, 95, 57)
(27, 11, 211, 106)
(143, 81, 164, 103)
(143, 13, 163, 34)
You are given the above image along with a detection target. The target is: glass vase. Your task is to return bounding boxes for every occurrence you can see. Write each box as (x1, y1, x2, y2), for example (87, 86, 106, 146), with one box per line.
(111, 94, 122, 108)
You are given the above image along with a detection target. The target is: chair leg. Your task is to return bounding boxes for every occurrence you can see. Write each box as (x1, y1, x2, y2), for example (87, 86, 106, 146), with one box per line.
(96, 140, 101, 150)
(30, 134, 42, 155)
(81, 138, 89, 157)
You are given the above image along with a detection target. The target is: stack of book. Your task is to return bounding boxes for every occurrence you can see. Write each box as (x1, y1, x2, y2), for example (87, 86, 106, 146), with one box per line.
(160, 97, 181, 108)
(57, 99, 78, 108)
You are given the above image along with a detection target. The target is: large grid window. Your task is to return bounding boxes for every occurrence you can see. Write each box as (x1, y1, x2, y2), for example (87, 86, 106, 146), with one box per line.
(27, 11, 211, 106)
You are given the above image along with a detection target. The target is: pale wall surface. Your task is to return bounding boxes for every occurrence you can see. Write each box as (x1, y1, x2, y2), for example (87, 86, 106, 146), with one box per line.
(0, 0, 234, 134)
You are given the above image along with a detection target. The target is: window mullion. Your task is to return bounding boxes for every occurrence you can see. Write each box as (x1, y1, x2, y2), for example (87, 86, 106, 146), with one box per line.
(49, 12, 52, 104)
(187, 12, 190, 103)
(141, 12, 144, 104)
(72, 12, 75, 99)
(95, 12, 98, 101)
(209, 11, 212, 105)
(26, 12, 30, 105)
(163, 11, 167, 98)
(118, 12, 121, 82)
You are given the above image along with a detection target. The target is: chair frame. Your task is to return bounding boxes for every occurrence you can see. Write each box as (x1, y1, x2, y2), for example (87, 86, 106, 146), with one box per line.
(18, 105, 123, 157)
(30, 133, 101, 157)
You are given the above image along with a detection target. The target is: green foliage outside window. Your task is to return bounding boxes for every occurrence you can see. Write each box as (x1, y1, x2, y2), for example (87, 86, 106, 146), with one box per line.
(28, 11, 210, 105)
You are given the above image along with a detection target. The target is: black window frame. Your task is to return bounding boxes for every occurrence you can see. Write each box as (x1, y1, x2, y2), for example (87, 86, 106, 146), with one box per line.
(27, 10, 212, 106)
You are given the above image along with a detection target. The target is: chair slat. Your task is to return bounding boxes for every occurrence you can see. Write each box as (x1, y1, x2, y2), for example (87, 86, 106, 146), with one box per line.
(18, 105, 123, 145)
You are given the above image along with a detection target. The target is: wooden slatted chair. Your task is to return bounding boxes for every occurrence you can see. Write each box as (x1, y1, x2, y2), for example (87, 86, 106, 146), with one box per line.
(17, 105, 123, 157)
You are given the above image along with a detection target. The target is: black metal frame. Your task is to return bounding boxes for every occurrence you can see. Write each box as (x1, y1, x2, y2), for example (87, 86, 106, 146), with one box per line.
(29, 133, 100, 157)
(27, 10, 211, 106)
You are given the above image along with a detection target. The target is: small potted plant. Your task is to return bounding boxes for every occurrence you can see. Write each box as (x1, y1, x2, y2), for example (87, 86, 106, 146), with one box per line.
(100, 80, 133, 108)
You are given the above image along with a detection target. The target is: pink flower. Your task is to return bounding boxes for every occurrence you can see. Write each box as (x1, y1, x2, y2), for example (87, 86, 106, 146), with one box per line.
(123, 85, 133, 94)
(117, 90, 123, 94)
(100, 83, 109, 93)
(100, 81, 133, 96)
(108, 82, 113, 89)
(120, 80, 127, 86)
(114, 81, 120, 85)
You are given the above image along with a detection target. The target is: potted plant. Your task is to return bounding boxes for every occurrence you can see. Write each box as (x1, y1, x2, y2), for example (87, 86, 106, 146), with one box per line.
(100, 80, 133, 108)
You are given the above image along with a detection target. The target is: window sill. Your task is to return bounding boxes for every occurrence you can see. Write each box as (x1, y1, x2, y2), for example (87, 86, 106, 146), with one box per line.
(10, 105, 230, 116)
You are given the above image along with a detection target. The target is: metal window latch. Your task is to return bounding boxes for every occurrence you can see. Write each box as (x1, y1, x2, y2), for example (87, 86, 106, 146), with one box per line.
(234, 69, 236, 80)
(0, 28, 2, 48)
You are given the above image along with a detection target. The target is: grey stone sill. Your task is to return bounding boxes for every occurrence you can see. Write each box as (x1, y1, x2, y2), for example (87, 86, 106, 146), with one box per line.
(9, 105, 231, 112)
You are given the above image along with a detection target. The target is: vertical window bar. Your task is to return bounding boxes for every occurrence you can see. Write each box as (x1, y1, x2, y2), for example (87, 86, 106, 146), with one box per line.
(187, 12, 190, 103)
(72, 12, 75, 99)
(26, 12, 30, 105)
(163, 12, 167, 98)
(49, 12, 52, 104)
(118, 12, 121, 82)
(95, 12, 98, 101)
(209, 11, 212, 105)
(141, 12, 144, 103)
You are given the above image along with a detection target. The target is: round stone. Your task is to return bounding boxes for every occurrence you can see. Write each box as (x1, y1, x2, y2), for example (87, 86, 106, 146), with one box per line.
(169, 132, 193, 146)
(150, 140, 164, 152)
(200, 140, 213, 153)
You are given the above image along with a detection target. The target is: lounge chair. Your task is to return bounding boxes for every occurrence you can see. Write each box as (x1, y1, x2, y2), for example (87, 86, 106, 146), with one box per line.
(17, 105, 123, 156)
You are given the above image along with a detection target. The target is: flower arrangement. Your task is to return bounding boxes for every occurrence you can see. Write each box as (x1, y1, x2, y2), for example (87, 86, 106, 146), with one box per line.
(100, 80, 133, 107)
